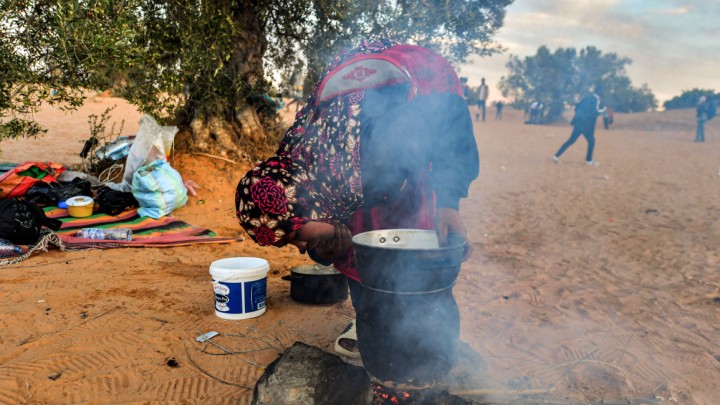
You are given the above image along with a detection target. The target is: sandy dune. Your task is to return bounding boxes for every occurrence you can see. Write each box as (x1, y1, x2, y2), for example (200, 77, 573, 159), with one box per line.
(1, 97, 719, 404)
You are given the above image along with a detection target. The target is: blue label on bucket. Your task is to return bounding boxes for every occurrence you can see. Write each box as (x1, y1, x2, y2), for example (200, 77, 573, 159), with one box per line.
(213, 281, 240, 313)
(212, 278, 266, 314)
(244, 278, 267, 313)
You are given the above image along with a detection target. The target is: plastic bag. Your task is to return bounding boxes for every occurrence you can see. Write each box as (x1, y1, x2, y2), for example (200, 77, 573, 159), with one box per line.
(132, 160, 188, 219)
(107, 115, 178, 193)
(95, 186, 139, 216)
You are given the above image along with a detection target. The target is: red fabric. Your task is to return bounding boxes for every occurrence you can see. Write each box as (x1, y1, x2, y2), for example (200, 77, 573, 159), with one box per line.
(0, 162, 64, 199)
(317, 45, 463, 104)
(369, 45, 463, 98)
(324, 45, 460, 281)
(333, 175, 436, 282)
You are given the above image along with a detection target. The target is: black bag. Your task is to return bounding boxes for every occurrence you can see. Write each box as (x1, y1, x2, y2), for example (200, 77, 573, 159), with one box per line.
(0, 199, 63, 244)
(95, 186, 139, 216)
(25, 178, 93, 206)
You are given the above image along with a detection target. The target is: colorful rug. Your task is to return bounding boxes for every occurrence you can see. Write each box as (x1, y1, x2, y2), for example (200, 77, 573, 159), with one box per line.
(0, 162, 18, 175)
(1, 207, 242, 265)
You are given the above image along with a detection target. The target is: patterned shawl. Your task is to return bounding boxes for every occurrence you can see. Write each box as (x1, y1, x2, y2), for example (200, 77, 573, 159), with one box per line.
(236, 39, 462, 246)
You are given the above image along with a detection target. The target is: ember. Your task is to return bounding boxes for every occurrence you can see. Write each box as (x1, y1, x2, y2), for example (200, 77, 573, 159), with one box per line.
(372, 384, 472, 405)
(373, 384, 411, 404)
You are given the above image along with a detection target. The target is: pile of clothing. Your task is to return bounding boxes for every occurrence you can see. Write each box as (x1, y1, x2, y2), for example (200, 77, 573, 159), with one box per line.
(0, 162, 140, 252)
(0, 115, 189, 253)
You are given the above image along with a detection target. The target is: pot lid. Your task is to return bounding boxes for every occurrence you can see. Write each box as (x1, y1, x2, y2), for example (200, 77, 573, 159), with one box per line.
(291, 264, 340, 275)
(66, 196, 94, 206)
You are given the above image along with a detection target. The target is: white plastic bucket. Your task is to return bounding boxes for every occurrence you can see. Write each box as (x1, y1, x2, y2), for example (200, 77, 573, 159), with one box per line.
(209, 257, 269, 320)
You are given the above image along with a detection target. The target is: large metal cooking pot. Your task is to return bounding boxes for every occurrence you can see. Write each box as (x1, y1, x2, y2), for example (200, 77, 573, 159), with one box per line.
(282, 264, 348, 305)
(358, 285, 459, 388)
(352, 229, 466, 292)
(351, 229, 467, 389)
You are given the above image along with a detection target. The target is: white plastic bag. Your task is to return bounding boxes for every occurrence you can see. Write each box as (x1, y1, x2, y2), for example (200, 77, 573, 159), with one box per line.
(107, 115, 178, 192)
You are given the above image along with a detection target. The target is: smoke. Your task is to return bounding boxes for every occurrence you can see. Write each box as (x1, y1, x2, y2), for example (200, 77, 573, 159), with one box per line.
(359, 84, 479, 211)
(345, 70, 479, 390)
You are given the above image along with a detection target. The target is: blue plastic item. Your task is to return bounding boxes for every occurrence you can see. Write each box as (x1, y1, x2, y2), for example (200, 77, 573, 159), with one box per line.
(132, 160, 188, 219)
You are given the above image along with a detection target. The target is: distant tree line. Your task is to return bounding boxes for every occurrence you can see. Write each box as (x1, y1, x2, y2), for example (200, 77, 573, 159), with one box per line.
(499, 45, 657, 123)
(663, 89, 718, 110)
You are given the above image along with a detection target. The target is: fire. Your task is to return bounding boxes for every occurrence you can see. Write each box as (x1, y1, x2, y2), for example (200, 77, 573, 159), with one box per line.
(371, 383, 472, 405)
(372, 384, 412, 405)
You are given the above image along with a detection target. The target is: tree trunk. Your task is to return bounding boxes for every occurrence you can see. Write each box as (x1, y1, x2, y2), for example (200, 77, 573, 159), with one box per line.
(231, 0, 270, 149)
(181, 1, 273, 161)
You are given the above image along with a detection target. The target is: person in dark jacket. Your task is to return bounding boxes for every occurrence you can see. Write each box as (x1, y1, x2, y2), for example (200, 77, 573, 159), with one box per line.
(552, 86, 606, 165)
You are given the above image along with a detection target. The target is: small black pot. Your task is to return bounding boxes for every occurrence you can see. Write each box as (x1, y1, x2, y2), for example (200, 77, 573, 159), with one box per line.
(282, 265, 349, 305)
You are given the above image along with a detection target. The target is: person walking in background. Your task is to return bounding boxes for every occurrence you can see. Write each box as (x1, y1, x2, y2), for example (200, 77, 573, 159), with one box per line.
(552, 85, 606, 165)
(525, 101, 538, 124)
(535, 102, 544, 123)
(495, 101, 503, 120)
(461, 77, 471, 105)
(527, 100, 544, 124)
(476, 78, 489, 122)
(603, 107, 614, 130)
(695, 96, 715, 142)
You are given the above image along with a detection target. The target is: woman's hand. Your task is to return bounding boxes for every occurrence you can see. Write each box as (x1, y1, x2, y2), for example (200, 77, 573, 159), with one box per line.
(435, 208, 472, 259)
(312, 221, 352, 261)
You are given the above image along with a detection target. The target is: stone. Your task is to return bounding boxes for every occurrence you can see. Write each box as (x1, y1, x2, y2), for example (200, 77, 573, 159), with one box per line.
(252, 342, 373, 405)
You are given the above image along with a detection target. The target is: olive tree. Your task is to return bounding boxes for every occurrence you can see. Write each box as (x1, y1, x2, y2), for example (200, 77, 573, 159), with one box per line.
(1, 0, 513, 159)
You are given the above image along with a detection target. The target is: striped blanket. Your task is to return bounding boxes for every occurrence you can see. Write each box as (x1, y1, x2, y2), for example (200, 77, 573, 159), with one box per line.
(1, 207, 241, 265)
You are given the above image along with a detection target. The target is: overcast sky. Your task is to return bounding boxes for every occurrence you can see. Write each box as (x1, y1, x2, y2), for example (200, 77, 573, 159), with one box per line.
(457, 0, 720, 106)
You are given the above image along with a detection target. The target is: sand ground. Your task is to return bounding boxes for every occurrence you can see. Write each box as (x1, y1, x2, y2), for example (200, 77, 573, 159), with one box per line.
(1, 96, 719, 404)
